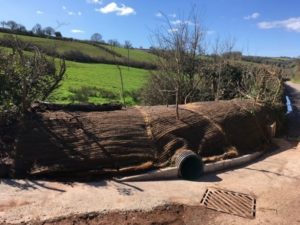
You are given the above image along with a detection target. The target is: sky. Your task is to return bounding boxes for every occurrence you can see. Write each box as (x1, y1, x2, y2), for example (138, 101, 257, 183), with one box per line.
(0, 0, 299, 57)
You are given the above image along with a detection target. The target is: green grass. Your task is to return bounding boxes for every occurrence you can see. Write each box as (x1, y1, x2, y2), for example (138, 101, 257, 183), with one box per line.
(0, 45, 150, 105)
(101, 44, 157, 63)
(0, 32, 119, 60)
(0, 32, 158, 65)
(48, 61, 150, 105)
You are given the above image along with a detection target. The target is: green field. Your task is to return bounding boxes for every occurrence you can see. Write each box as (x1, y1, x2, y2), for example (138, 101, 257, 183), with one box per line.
(0, 32, 120, 60)
(0, 45, 150, 105)
(0, 32, 157, 64)
(0, 32, 156, 105)
(48, 61, 150, 105)
(100, 44, 157, 63)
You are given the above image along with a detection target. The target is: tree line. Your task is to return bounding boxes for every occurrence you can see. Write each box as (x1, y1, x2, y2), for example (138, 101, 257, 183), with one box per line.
(0, 20, 63, 38)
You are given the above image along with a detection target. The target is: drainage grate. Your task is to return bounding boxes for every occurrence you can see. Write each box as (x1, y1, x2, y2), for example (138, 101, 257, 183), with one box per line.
(200, 188, 256, 219)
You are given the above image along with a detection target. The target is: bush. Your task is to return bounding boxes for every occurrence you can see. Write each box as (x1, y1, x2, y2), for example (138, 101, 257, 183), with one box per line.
(68, 86, 119, 103)
(0, 39, 66, 115)
(141, 60, 284, 106)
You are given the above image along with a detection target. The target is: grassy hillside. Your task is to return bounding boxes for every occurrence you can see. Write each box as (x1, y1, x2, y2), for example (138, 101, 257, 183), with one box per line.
(48, 61, 150, 105)
(0, 32, 120, 60)
(0, 32, 157, 66)
(0, 46, 150, 105)
(100, 44, 157, 63)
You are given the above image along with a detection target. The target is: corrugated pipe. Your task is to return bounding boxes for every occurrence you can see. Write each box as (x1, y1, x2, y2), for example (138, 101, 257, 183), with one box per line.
(115, 150, 204, 182)
(174, 150, 204, 180)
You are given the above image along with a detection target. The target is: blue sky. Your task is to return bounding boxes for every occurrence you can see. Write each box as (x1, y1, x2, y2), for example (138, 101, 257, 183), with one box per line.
(0, 0, 299, 57)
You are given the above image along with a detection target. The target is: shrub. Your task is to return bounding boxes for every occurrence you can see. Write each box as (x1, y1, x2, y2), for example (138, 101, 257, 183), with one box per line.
(141, 61, 284, 106)
(68, 86, 119, 103)
(0, 38, 66, 115)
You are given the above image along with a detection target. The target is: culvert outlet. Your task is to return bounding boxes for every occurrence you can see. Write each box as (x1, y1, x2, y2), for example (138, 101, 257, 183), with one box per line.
(174, 150, 204, 180)
(114, 150, 204, 182)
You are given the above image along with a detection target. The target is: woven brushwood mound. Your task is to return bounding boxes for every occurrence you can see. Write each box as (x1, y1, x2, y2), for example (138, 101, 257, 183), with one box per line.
(1, 100, 283, 179)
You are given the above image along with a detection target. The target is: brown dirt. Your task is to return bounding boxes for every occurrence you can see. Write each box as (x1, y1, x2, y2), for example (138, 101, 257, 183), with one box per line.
(20, 204, 217, 225)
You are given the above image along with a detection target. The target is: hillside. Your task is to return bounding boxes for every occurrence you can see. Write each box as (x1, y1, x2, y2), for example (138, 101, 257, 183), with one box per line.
(0, 45, 151, 106)
(0, 31, 297, 106)
(48, 61, 150, 105)
(0, 31, 157, 69)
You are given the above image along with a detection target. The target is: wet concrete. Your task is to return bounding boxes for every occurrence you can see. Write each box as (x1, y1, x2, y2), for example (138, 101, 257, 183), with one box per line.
(285, 82, 300, 139)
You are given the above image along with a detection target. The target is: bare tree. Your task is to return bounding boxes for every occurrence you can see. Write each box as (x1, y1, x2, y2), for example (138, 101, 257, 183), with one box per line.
(43, 26, 55, 36)
(110, 45, 125, 105)
(108, 39, 120, 47)
(91, 33, 103, 42)
(32, 24, 43, 36)
(6, 20, 18, 30)
(0, 21, 6, 28)
(124, 40, 132, 70)
(210, 36, 237, 100)
(150, 9, 204, 119)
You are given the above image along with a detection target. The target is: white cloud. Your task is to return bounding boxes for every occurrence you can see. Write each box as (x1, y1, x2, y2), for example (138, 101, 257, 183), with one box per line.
(68, 11, 76, 16)
(62, 6, 67, 10)
(171, 19, 194, 26)
(87, 0, 102, 4)
(96, 2, 136, 16)
(71, 29, 84, 33)
(168, 28, 178, 33)
(155, 12, 163, 18)
(169, 13, 176, 18)
(36, 10, 44, 15)
(258, 17, 300, 32)
(206, 30, 215, 35)
(244, 12, 260, 20)
(78, 11, 82, 16)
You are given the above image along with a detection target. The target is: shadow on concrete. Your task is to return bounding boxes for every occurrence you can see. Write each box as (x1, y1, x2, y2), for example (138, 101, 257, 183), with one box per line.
(204, 138, 298, 179)
(244, 167, 300, 181)
(196, 174, 222, 182)
(0, 179, 67, 192)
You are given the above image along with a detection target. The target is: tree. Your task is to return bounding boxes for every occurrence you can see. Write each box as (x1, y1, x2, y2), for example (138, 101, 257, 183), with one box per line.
(17, 25, 27, 32)
(108, 39, 120, 47)
(32, 24, 43, 36)
(124, 40, 132, 70)
(149, 9, 204, 118)
(124, 40, 132, 49)
(43, 26, 55, 36)
(0, 21, 6, 29)
(110, 44, 125, 105)
(90, 33, 102, 42)
(54, 31, 63, 38)
(6, 20, 18, 30)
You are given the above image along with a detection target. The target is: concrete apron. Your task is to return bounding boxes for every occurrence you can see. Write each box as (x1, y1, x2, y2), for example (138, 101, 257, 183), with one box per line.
(116, 151, 265, 182)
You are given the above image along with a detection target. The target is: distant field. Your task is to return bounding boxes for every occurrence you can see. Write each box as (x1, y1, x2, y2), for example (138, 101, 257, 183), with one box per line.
(100, 44, 157, 63)
(48, 61, 150, 105)
(0, 32, 157, 64)
(0, 32, 121, 60)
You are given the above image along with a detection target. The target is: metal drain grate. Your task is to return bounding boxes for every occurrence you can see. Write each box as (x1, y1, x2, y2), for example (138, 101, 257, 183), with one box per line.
(200, 188, 256, 219)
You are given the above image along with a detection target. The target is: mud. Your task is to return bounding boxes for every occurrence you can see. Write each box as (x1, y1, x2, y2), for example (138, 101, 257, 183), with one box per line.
(15, 204, 217, 225)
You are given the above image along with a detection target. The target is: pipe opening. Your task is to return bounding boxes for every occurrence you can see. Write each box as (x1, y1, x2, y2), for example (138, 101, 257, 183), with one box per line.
(176, 150, 203, 180)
